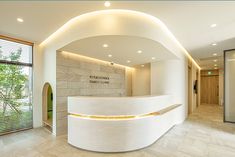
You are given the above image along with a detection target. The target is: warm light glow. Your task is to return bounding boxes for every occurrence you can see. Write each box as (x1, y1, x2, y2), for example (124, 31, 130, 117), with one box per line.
(103, 44, 108, 48)
(137, 50, 142, 54)
(214, 64, 218, 66)
(213, 59, 217, 62)
(214, 67, 218, 69)
(141, 64, 145, 67)
(61, 51, 134, 70)
(127, 60, 131, 63)
(210, 24, 217, 28)
(104, 1, 111, 7)
(108, 54, 112, 57)
(39, 9, 201, 69)
(69, 104, 181, 120)
(213, 53, 217, 56)
(151, 57, 156, 60)
(17, 18, 24, 23)
(228, 59, 235, 62)
(212, 43, 217, 46)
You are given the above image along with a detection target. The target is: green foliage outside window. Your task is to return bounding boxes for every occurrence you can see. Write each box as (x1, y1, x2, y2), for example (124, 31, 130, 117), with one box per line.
(0, 46, 32, 134)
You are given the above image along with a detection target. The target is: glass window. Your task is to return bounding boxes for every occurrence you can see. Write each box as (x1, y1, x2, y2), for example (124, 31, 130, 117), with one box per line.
(224, 50, 235, 122)
(0, 38, 33, 135)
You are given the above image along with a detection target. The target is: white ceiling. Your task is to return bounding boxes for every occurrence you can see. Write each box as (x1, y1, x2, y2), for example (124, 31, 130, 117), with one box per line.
(1, 1, 235, 69)
(60, 35, 177, 66)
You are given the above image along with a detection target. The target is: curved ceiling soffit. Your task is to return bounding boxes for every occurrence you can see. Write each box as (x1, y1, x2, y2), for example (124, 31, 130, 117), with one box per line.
(40, 9, 200, 69)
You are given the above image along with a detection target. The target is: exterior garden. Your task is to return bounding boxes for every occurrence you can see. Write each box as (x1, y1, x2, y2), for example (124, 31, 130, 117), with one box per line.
(0, 46, 32, 134)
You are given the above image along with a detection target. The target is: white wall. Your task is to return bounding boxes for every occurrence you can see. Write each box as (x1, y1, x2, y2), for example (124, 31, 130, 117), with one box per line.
(42, 47, 57, 134)
(132, 63, 150, 96)
(151, 59, 188, 122)
(32, 44, 43, 128)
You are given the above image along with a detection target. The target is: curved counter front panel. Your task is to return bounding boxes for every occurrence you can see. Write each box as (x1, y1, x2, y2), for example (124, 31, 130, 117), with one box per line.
(68, 95, 182, 152)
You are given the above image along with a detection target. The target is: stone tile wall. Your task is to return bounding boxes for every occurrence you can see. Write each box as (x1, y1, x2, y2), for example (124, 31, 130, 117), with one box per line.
(56, 51, 127, 135)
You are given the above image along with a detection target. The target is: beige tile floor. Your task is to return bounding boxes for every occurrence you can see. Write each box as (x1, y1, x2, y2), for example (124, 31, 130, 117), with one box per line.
(1, 104, 235, 157)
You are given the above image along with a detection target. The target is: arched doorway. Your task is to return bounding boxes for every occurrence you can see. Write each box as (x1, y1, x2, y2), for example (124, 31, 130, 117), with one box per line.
(42, 83, 53, 132)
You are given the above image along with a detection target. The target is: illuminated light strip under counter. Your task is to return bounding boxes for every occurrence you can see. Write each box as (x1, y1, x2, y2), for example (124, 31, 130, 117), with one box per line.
(69, 104, 181, 120)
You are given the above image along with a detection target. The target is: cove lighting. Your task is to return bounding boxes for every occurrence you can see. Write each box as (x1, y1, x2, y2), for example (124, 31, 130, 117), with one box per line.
(39, 9, 201, 69)
(103, 44, 108, 48)
(61, 51, 134, 70)
(104, 1, 111, 7)
(17, 18, 24, 23)
(210, 24, 217, 28)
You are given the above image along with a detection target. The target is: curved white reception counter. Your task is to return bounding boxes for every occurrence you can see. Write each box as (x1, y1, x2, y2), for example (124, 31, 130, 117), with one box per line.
(68, 95, 182, 152)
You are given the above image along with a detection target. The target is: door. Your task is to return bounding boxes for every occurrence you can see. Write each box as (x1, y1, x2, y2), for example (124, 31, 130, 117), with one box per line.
(201, 75, 219, 104)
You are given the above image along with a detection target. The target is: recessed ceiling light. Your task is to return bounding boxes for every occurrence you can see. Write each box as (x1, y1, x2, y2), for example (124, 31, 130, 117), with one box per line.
(213, 53, 217, 56)
(151, 57, 156, 60)
(213, 59, 217, 62)
(17, 18, 24, 23)
(127, 60, 131, 63)
(104, 1, 111, 7)
(108, 54, 112, 58)
(212, 43, 217, 46)
(137, 50, 142, 54)
(141, 64, 145, 67)
(103, 44, 108, 48)
(210, 24, 217, 28)
(214, 64, 218, 66)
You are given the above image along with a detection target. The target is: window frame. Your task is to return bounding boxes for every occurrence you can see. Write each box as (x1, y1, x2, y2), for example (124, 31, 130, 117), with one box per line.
(0, 35, 33, 67)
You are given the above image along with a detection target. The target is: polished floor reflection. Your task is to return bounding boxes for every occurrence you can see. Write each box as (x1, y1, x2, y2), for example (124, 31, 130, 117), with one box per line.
(1, 104, 235, 157)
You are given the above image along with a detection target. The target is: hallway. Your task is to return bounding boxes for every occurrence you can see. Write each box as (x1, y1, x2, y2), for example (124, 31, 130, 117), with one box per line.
(1, 104, 235, 157)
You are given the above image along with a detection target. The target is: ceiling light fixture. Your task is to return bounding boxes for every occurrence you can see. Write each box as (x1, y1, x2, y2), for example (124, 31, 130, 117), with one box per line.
(212, 43, 217, 46)
(103, 44, 108, 48)
(141, 64, 145, 67)
(17, 18, 24, 23)
(151, 57, 156, 60)
(127, 60, 131, 63)
(210, 24, 217, 28)
(213, 53, 217, 56)
(213, 59, 217, 62)
(108, 54, 112, 57)
(137, 50, 142, 54)
(214, 64, 218, 66)
(104, 1, 111, 7)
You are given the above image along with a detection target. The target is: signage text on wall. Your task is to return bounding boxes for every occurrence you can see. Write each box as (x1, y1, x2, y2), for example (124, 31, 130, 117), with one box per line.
(89, 75, 109, 84)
